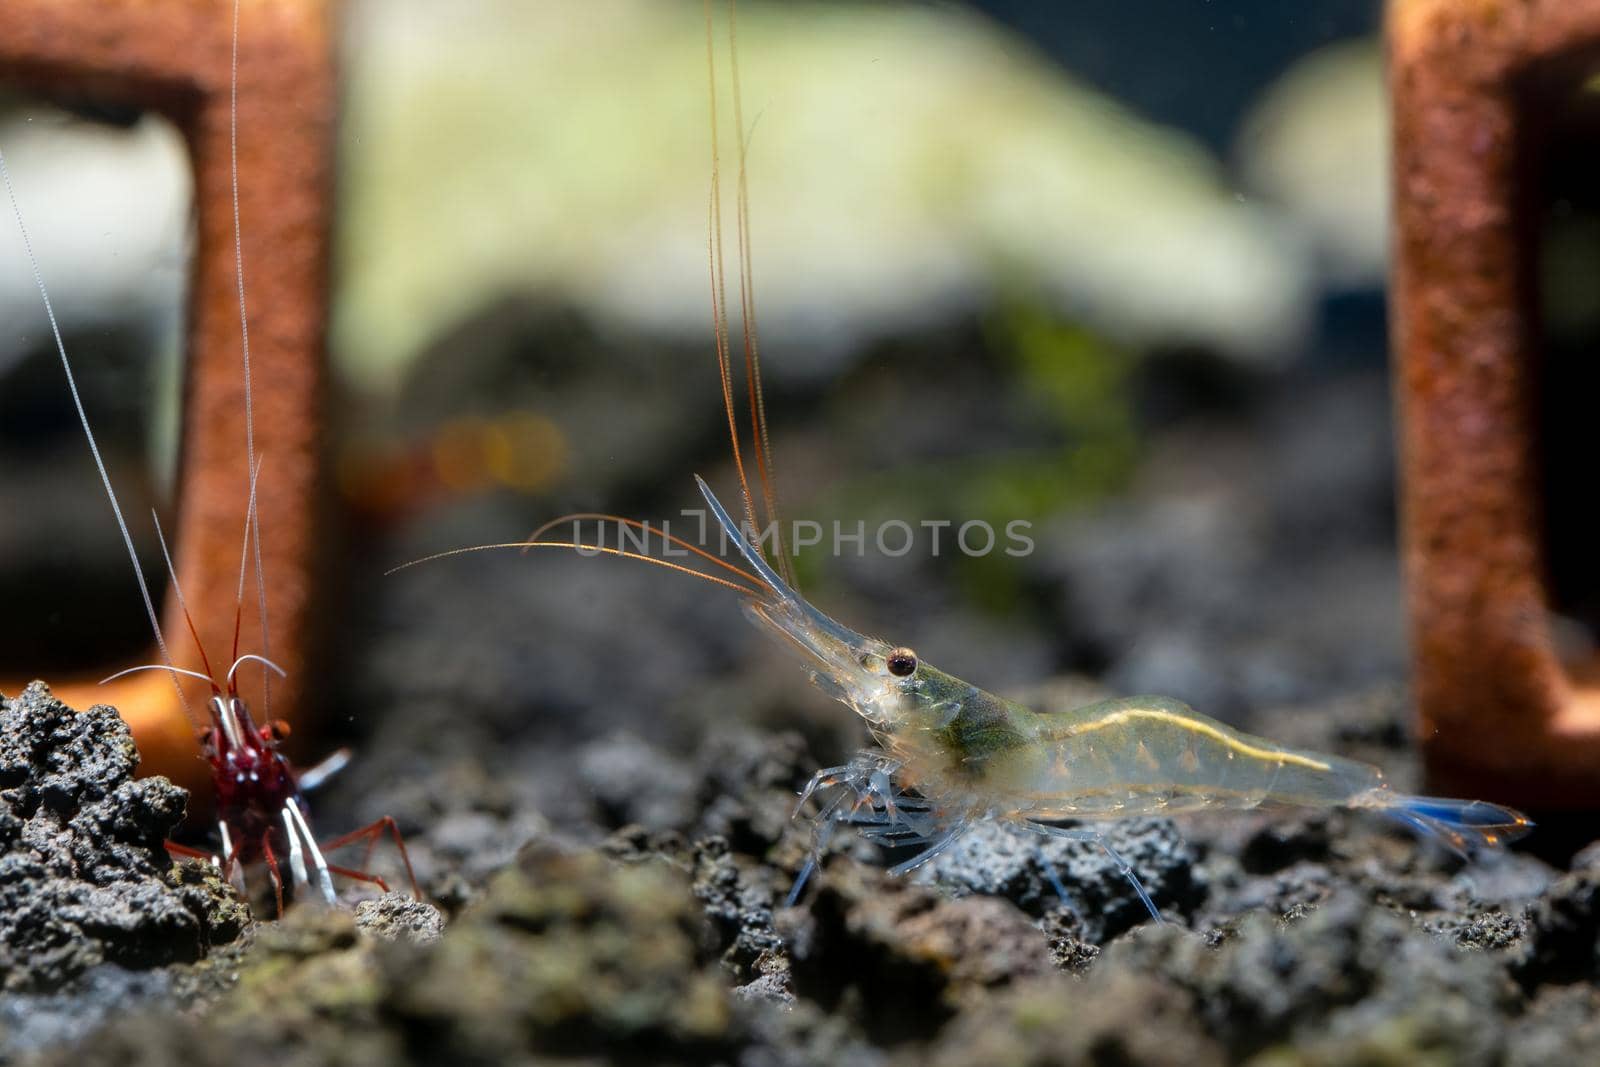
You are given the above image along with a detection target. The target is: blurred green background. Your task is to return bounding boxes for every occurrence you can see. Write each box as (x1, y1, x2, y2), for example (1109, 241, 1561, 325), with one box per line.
(0, 0, 1393, 746)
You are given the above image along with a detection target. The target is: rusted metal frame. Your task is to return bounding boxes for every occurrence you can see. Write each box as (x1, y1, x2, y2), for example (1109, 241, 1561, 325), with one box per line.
(1390, 0, 1600, 806)
(0, 0, 333, 792)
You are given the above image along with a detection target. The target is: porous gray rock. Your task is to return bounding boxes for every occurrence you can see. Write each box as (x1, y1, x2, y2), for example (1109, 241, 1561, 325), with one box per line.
(0, 682, 246, 994)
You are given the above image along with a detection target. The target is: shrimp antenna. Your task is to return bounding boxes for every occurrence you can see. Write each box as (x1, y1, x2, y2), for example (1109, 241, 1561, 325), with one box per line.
(525, 512, 764, 587)
(153, 511, 221, 696)
(230, 0, 272, 713)
(101, 664, 221, 688)
(387, 541, 767, 599)
(231, 455, 264, 673)
(227, 654, 287, 689)
(727, 0, 792, 587)
(0, 147, 202, 729)
(704, 0, 764, 559)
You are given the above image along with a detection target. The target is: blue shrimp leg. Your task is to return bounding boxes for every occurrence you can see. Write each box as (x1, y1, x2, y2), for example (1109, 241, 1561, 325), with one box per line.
(1025, 821, 1165, 925)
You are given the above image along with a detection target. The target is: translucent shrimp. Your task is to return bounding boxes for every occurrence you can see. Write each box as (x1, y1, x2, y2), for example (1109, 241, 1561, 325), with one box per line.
(677, 0, 1530, 922)
(694, 477, 1533, 918)
(429, 1, 1533, 926)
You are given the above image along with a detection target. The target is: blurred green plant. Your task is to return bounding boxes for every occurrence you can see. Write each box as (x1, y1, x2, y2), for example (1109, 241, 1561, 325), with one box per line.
(791, 295, 1138, 614)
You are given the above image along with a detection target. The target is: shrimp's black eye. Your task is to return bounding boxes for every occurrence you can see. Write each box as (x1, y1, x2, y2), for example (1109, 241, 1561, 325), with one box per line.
(887, 647, 918, 677)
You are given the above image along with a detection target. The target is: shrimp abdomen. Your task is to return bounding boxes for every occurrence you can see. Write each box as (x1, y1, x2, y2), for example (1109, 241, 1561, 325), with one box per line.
(1013, 695, 1385, 817)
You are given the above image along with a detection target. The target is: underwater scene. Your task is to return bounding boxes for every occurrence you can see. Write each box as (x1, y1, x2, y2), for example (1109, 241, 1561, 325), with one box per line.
(3, 1, 1600, 1064)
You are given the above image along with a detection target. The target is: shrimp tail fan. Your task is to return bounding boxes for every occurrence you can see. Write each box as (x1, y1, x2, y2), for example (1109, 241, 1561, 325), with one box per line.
(1356, 791, 1534, 858)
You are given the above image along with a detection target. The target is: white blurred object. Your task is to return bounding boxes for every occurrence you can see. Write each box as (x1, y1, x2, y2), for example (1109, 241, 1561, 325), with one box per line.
(0, 104, 191, 495)
(1236, 40, 1388, 290)
(0, 106, 191, 374)
(336, 0, 1314, 391)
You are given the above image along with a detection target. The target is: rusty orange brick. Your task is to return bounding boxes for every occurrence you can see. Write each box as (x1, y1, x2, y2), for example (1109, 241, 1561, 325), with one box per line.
(0, 0, 333, 793)
(1391, 0, 1600, 807)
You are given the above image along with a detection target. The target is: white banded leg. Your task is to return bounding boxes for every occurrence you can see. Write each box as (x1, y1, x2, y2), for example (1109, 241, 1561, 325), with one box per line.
(285, 797, 338, 904)
(280, 805, 311, 898)
(296, 747, 351, 793)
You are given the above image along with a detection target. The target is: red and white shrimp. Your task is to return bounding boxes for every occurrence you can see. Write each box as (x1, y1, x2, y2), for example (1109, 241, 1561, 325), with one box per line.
(0, 0, 418, 915)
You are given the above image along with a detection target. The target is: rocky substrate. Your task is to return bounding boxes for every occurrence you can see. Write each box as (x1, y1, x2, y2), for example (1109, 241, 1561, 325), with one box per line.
(0, 683, 248, 1052)
(4, 679, 1600, 1066)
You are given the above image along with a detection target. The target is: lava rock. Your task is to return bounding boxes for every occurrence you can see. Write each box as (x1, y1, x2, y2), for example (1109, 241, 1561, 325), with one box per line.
(781, 857, 1053, 1044)
(22, 841, 766, 1066)
(692, 835, 788, 990)
(380, 841, 740, 1062)
(1104, 888, 1520, 1064)
(916, 968, 1225, 1067)
(354, 892, 446, 944)
(0, 683, 247, 994)
(1515, 869, 1600, 988)
(923, 818, 1203, 942)
(1507, 985, 1600, 1067)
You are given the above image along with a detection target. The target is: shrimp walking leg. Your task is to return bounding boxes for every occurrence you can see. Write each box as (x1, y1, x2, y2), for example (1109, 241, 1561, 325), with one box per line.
(792, 763, 857, 816)
(280, 805, 314, 898)
(1035, 851, 1081, 917)
(786, 788, 848, 906)
(785, 844, 825, 907)
(785, 753, 947, 904)
(319, 815, 421, 899)
(216, 822, 237, 881)
(261, 833, 285, 917)
(295, 747, 352, 793)
(213, 822, 247, 894)
(164, 840, 213, 863)
(885, 823, 968, 876)
(326, 863, 390, 894)
(285, 797, 339, 904)
(1025, 821, 1165, 925)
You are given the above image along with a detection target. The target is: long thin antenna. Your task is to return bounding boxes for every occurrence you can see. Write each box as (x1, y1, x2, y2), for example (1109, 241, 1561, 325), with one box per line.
(232, 456, 265, 669)
(705, 0, 762, 547)
(0, 147, 200, 728)
(231, 0, 272, 710)
(525, 512, 764, 587)
(102, 664, 219, 688)
(387, 542, 767, 598)
(153, 511, 219, 694)
(727, 0, 792, 586)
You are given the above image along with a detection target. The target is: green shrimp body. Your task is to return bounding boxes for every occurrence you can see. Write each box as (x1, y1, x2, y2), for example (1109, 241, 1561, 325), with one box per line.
(698, 477, 1531, 864)
(876, 677, 1386, 820)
